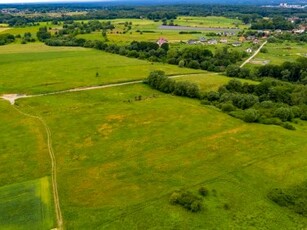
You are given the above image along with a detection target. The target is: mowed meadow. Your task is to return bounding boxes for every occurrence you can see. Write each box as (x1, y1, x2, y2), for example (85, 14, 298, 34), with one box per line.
(16, 84, 307, 229)
(0, 43, 201, 94)
(0, 42, 306, 229)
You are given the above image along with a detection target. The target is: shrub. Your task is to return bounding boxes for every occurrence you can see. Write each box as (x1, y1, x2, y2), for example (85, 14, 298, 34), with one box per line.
(199, 187, 209, 197)
(260, 100, 274, 109)
(243, 109, 260, 123)
(178, 60, 185, 68)
(206, 91, 220, 101)
(282, 123, 296, 130)
(226, 79, 243, 93)
(169, 190, 203, 212)
(221, 103, 236, 112)
(232, 94, 259, 109)
(274, 107, 294, 122)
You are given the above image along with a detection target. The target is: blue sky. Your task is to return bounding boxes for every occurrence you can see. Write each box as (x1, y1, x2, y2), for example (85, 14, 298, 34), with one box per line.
(0, 0, 109, 3)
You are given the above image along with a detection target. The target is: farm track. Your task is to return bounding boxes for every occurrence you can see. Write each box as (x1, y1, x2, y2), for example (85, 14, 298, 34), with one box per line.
(240, 40, 268, 68)
(0, 72, 206, 229)
(12, 106, 63, 230)
(0, 73, 206, 105)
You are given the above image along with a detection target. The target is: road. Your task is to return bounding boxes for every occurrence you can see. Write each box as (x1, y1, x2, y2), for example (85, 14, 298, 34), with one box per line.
(240, 40, 267, 68)
(0, 73, 203, 105)
(0, 72, 203, 230)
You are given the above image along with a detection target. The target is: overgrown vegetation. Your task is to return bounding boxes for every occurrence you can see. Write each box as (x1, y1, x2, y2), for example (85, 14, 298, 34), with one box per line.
(170, 190, 203, 212)
(145, 70, 200, 98)
(0, 33, 15, 45)
(226, 57, 307, 84)
(203, 78, 307, 129)
(268, 181, 307, 217)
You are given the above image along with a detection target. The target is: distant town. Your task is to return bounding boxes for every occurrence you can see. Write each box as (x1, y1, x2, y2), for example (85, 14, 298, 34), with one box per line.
(263, 2, 307, 9)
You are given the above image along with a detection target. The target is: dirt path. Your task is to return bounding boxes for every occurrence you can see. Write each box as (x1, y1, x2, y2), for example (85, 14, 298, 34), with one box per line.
(0, 72, 204, 229)
(12, 106, 63, 230)
(0, 73, 203, 105)
(240, 40, 268, 68)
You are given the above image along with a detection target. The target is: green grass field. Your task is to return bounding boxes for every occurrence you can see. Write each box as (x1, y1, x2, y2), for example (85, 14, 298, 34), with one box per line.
(0, 38, 306, 229)
(0, 44, 202, 94)
(0, 177, 54, 230)
(13, 83, 307, 229)
(176, 73, 258, 92)
(175, 16, 247, 29)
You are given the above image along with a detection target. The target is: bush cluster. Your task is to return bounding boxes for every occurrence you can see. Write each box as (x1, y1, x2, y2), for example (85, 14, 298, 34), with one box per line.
(170, 190, 203, 212)
(146, 71, 200, 99)
(268, 181, 307, 217)
(203, 78, 307, 129)
(0, 33, 15, 45)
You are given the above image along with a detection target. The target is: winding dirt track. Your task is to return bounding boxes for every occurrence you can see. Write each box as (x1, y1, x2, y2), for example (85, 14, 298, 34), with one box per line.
(12, 106, 63, 230)
(0, 73, 201, 230)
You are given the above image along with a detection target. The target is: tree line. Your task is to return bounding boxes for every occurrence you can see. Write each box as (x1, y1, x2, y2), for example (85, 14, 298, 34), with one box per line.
(203, 78, 307, 129)
(1, 4, 306, 27)
(145, 71, 307, 130)
(41, 23, 246, 72)
(226, 57, 307, 84)
(0, 33, 15, 45)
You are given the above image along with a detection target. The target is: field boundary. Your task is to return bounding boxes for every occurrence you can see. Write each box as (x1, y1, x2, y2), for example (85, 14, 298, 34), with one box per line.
(12, 106, 63, 230)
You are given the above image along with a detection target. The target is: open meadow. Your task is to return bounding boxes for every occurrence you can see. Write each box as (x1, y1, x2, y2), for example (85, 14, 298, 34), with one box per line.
(11, 82, 307, 229)
(0, 44, 201, 94)
(0, 27, 306, 229)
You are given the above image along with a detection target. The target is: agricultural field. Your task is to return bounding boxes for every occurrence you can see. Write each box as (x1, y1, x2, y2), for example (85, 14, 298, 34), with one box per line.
(174, 16, 248, 29)
(0, 16, 306, 230)
(77, 17, 246, 44)
(0, 43, 201, 94)
(0, 177, 54, 230)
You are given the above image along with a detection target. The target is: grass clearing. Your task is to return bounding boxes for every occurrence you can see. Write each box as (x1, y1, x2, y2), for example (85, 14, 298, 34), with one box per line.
(14, 83, 307, 229)
(0, 177, 54, 230)
(176, 73, 258, 92)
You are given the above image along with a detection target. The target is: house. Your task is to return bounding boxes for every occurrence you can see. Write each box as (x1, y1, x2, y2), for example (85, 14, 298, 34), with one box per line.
(275, 29, 282, 33)
(232, 42, 242, 47)
(208, 39, 218, 45)
(187, 39, 198, 45)
(246, 48, 253, 54)
(157, 38, 168, 47)
(220, 38, 228, 43)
